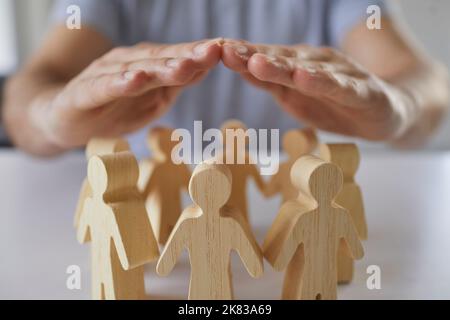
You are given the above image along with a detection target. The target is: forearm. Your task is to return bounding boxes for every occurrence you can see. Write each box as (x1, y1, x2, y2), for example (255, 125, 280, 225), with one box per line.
(3, 69, 68, 156)
(388, 61, 449, 148)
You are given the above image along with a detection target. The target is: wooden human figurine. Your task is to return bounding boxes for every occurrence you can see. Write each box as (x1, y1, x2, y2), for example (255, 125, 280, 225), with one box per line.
(74, 138, 130, 230)
(156, 162, 264, 300)
(139, 127, 191, 245)
(220, 120, 265, 222)
(263, 155, 364, 300)
(319, 143, 368, 283)
(265, 128, 318, 202)
(78, 152, 159, 300)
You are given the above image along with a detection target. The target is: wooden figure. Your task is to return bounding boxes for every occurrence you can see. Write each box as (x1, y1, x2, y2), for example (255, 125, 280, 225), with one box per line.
(319, 143, 368, 283)
(156, 162, 264, 300)
(265, 128, 318, 202)
(263, 155, 364, 300)
(78, 152, 159, 300)
(139, 127, 191, 245)
(220, 120, 265, 222)
(74, 138, 130, 229)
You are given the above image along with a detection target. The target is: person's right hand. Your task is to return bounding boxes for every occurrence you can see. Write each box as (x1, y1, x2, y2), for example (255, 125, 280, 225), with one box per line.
(32, 39, 222, 150)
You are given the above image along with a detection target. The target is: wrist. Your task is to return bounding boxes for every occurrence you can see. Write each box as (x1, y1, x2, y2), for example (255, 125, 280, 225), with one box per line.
(29, 88, 72, 153)
(376, 78, 419, 142)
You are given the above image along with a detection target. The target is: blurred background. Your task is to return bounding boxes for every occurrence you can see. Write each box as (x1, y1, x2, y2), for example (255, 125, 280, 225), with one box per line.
(0, 0, 449, 149)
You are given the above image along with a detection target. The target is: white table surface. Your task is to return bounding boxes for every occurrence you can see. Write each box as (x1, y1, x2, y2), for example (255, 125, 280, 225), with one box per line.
(1, 149, 450, 300)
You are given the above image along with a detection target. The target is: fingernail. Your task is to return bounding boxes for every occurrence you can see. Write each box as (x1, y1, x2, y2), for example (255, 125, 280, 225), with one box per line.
(214, 37, 225, 46)
(194, 42, 210, 57)
(166, 58, 181, 68)
(263, 54, 291, 71)
(264, 55, 278, 63)
(233, 45, 249, 55)
(124, 71, 138, 80)
(264, 54, 282, 67)
(305, 67, 317, 74)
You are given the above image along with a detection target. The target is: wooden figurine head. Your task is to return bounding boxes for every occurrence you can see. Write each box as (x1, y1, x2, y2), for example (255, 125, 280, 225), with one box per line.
(85, 138, 130, 159)
(319, 144, 360, 182)
(189, 162, 232, 212)
(88, 152, 140, 201)
(291, 155, 343, 205)
(147, 127, 176, 162)
(282, 128, 318, 159)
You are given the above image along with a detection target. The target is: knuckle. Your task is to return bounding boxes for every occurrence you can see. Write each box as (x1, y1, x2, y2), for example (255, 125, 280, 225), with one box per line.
(109, 46, 128, 57)
(119, 61, 132, 72)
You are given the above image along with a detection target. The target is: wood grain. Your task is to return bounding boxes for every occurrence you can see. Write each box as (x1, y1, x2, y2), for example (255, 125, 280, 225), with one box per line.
(157, 162, 263, 300)
(319, 143, 367, 283)
(139, 127, 191, 245)
(78, 152, 159, 300)
(263, 155, 364, 300)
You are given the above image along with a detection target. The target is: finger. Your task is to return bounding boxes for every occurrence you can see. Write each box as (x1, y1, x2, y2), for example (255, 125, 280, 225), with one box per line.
(66, 59, 204, 110)
(223, 39, 297, 57)
(292, 66, 377, 108)
(246, 53, 372, 107)
(240, 72, 286, 99)
(248, 53, 362, 86)
(291, 45, 341, 62)
(105, 39, 223, 68)
(91, 57, 206, 80)
(56, 71, 149, 110)
(222, 40, 297, 73)
(246, 53, 298, 89)
(189, 70, 209, 85)
(222, 43, 251, 73)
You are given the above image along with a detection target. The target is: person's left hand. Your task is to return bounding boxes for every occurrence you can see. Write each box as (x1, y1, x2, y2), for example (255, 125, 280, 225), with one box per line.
(222, 40, 415, 141)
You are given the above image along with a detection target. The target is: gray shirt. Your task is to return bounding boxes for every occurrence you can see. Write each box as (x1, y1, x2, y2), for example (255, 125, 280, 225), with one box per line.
(51, 0, 387, 157)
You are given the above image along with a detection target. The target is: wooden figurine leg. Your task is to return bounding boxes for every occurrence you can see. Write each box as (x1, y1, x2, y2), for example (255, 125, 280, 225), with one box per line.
(91, 251, 103, 300)
(113, 266, 146, 300)
(226, 261, 234, 300)
(110, 244, 146, 300)
(320, 287, 337, 300)
(91, 277, 103, 300)
(103, 249, 117, 300)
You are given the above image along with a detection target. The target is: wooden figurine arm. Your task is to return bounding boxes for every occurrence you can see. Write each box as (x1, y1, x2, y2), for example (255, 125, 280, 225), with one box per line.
(137, 159, 155, 193)
(263, 205, 308, 271)
(263, 173, 281, 198)
(109, 203, 161, 270)
(76, 198, 92, 244)
(156, 221, 187, 276)
(340, 212, 364, 260)
(143, 173, 157, 198)
(232, 219, 264, 278)
(250, 164, 266, 194)
(180, 164, 192, 190)
(109, 210, 132, 270)
(267, 229, 300, 271)
(73, 178, 90, 228)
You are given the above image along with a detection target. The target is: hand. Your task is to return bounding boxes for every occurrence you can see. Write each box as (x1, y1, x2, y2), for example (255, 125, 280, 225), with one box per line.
(222, 40, 415, 141)
(32, 39, 222, 150)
